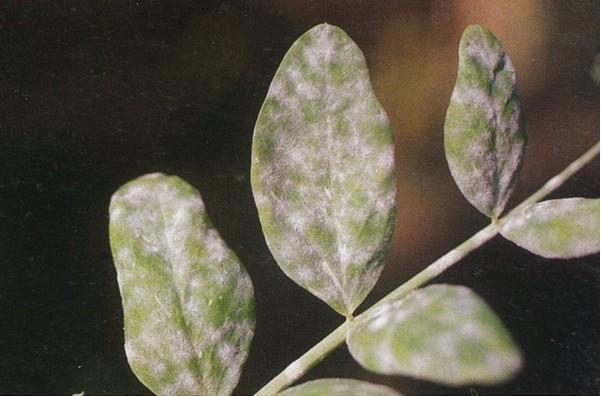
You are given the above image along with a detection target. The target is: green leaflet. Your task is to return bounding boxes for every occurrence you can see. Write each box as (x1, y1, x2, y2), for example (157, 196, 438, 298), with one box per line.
(251, 23, 396, 316)
(347, 284, 522, 386)
(109, 173, 254, 396)
(444, 25, 527, 218)
(501, 198, 600, 259)
(277, 378, 402, 396)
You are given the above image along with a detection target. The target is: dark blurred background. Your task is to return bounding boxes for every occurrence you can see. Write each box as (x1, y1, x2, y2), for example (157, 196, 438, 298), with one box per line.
(0, 1, 598, 395)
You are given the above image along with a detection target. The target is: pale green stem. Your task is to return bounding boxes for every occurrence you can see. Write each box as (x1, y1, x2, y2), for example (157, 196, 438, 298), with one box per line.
(255, 141, 600, 396)
(255, 320, 353, 396)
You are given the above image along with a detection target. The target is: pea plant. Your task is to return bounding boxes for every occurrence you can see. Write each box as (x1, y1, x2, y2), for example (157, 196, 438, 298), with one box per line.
(108, 24, 599, 396)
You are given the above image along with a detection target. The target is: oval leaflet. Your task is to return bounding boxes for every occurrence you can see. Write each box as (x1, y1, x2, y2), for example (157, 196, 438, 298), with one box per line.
(501, 198, 600, 259)
(251, 23, 396, 316)
(109, 173, 254, 396)
(347, 284, 522, 386)
(444, 25, 527, 218)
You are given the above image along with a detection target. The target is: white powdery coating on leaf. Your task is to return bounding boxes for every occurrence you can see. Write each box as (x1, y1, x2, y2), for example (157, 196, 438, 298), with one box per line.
(501, 198, 600, 259)
(450, 85, 495, 121)
(367, 312, 390, 332)
(445, 26, 526, 218)
(252, 23, 395, 315)
(115, 246, 134, 266)
(464, 36, 498, 71)
(217, 342, 237, 366)
(109, 173, 254, 396)
(204, 229, 231, 263)
(175, 372, 198, 393)
(347, 284, 522, 386)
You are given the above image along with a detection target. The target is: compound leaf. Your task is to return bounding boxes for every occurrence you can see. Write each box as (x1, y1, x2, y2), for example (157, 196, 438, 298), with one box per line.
(109, 173, 254, 396)
(444, 25, 527, 218)
(347, 284, 522, 386)
(501, 198, 600, 259)
(277, 378, 402, 396)
(251, 23, 396, 316)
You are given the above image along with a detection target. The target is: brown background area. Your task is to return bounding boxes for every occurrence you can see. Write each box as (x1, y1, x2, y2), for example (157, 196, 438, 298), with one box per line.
(0, 1, 598, 394)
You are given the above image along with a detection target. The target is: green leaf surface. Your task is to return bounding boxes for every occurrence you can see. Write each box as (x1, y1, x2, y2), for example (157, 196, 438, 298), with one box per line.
(109, 173, 254, 396)
(347, 284, 522, 386)
(501, 198, 600, 259)
(251, 23, 396, 316)
(444, 25, 527, 218)
(277, 378, 402, 396)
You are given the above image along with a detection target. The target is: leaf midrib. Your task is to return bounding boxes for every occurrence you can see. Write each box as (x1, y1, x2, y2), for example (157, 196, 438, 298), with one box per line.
(319, 33, 352, 313)
(156, 193, 206, 393)
(487, 50, 507, 216)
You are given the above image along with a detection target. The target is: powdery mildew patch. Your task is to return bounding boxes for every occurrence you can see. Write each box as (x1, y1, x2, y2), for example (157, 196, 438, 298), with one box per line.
(251, 23, 396, 316)
(347, 284, 522, 386)
(501, 197, 600, 259)
(109, 173, 254, 396)
(444, 25, 526, 218)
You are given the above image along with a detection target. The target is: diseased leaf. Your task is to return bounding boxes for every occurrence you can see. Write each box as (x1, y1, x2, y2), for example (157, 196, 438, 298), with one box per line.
(444, 25, 527, 218)
(347, 284, 522, 386)
(277, 378, 402, 396)
(109, 173, 254, 396)
(251, 23, 396, 316)
(500, 198, 600, 259)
